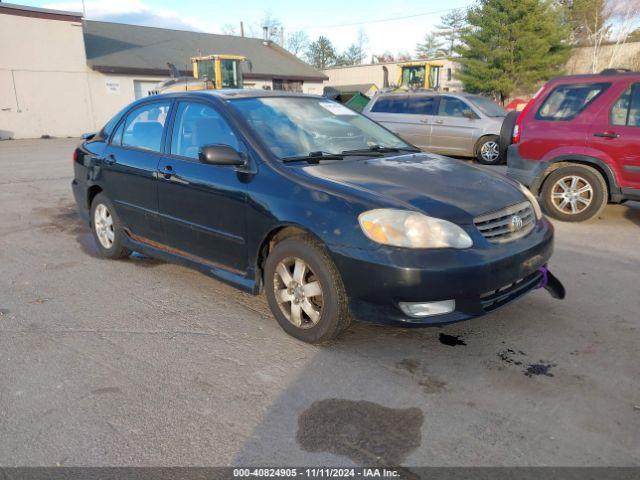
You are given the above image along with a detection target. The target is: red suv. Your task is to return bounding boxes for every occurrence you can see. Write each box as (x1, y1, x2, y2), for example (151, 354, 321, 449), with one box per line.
(506, 70, 640, 221)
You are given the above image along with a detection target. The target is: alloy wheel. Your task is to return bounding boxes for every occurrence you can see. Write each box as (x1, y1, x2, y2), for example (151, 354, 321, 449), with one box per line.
(550, 175, 593, 214)
(94, 203, 115, 249)
(273, 256, 323, 329)
(480, 141, 500, 162)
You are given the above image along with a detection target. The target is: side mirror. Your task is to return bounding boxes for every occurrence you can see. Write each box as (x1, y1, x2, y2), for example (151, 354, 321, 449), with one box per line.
(199, 144, 246, 166)
(463, 110, 478, 120)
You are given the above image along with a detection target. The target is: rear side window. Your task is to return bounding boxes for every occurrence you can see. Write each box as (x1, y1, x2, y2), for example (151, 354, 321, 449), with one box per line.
(371, 96, 407, 114)
(536, 83, 609, 121)
(371, 95, 435, 115)
(114, 102, 171, 152)
(611, 84, 640, 127)
(404, 96, 435, 115)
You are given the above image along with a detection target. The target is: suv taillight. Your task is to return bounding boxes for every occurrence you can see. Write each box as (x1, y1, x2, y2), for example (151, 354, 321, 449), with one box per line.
(512, 86, 546, 144)
(512, 124, 521, 144)
(72, 148, 79, 163)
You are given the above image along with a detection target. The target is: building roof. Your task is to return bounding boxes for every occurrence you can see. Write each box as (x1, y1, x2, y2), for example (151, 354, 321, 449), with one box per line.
(0, 2, 82, 21)
(83, 20, 327, 81)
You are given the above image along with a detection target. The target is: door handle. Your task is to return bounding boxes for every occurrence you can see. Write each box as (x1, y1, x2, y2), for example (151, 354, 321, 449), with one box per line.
(593, 131, 619, 139)
(434, 119, 444, 124)
(103, 154, 116, 165)
(419, 119, 430, 124)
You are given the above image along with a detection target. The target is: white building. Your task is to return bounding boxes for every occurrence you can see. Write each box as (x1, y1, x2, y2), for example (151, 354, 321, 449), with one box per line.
(0, 3, 328, 139)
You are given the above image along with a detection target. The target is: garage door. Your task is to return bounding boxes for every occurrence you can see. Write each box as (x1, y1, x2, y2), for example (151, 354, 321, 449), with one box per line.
(134, 80, 159, 99)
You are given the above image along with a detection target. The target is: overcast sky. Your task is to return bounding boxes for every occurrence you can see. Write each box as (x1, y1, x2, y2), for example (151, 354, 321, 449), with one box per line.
(27, 0, 474, 59)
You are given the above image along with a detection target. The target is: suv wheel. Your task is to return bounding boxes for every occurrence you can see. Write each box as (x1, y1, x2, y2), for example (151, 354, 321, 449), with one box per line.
(540, 165, 608, 222)
(264, 235, 350, 343)
(476, 135, 502, 165)
(90, 193, 131, 259)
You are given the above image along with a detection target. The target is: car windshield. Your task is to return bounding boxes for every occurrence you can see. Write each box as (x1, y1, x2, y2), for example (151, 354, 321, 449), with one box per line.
(229, 96, 413, 159)
(466, 95, 507, 117)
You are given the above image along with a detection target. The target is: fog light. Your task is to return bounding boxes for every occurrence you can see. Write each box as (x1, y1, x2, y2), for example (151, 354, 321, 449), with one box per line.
(398, 300, 455, 317)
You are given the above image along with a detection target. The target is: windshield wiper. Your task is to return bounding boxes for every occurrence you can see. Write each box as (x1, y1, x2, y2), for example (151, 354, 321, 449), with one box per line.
(342, 145, 421, 154)
(282, 151, 345, 164)
(282, 150, 384, 164)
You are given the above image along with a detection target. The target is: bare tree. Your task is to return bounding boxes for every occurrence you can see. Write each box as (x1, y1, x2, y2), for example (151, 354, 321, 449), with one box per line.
(573, 0, 640, 72)
(259, 12, 283, 43)
(285, 30, 310, 57)
(221, 24, 237, 36)
(605, 0, 640, 69)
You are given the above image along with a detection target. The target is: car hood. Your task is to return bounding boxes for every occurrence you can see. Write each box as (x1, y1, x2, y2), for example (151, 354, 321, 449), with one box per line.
(299, 153, 527, 224)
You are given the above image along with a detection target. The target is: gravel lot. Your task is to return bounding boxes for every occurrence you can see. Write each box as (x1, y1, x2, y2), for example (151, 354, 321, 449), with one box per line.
(1, 138, 638, 467)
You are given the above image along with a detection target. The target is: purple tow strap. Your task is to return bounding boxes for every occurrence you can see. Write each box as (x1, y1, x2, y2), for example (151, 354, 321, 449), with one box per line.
(537, 265, 549, 289)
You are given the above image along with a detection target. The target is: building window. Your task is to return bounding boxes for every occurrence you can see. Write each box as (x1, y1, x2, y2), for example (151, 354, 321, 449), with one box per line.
(273, 79, 303, 92)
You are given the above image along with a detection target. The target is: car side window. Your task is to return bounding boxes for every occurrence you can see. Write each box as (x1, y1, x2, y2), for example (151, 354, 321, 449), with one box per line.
(536, 83, 609, 121)
(370, 96, 407, 114)
(115, 102, 170, 152)
(170, 102, 240, 160)
(438, 97, 474, 117)
(611, 84, 640, 127)
(404, 96, 435, 115)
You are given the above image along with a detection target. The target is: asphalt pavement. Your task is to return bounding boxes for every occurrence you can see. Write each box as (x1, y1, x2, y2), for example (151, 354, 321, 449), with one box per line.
(0, 138, 638, 466)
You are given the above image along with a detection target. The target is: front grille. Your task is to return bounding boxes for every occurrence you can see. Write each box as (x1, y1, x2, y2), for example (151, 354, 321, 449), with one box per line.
(474, 201, 535, 244)
(480, 270, 542, 312)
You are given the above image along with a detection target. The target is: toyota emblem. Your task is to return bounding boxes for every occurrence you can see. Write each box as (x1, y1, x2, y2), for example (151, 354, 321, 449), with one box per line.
(510, 215, 524, 232)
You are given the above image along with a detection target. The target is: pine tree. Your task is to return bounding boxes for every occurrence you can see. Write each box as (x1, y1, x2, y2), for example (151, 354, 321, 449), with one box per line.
(415, 33, 445, 59)
(435, 9, 468, 56)
(455, 0, 570, 103)
(305, 36, 337, 69)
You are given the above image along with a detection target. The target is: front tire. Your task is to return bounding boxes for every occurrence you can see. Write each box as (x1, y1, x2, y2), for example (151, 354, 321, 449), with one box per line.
(264, 235, 350, 344)
(540, 165, 608, 222)
(476, 135, 502, 165)
(90, 193, 131, 259)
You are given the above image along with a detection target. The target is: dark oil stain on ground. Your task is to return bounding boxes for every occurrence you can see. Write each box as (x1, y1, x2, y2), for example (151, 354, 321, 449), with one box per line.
(498, 349, 557, 378)
(525, 362, 557, 377)
(438, 333, 466, 346)
(297, 399, 423, 465)
(497, 348, 525, 366)
(396, 359, 447, 394)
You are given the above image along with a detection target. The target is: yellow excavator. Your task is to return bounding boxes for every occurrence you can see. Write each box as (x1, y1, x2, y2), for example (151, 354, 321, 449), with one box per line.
(153, 54, 250, 94)
(396, 61, 442, 90)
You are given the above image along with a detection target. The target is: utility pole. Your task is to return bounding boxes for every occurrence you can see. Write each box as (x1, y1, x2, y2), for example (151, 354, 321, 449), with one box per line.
(240, 21, 244, 37)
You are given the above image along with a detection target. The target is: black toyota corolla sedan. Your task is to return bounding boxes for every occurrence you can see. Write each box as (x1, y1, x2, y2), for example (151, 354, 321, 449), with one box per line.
(72, 90, 564, 343)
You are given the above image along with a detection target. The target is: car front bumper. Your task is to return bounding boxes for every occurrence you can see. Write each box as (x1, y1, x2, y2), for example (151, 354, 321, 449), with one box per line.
(506, 145, 549, 193)
(329, 218, 556, 326)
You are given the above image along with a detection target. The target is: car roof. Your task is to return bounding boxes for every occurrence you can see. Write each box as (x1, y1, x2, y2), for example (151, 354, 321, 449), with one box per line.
(547, 71, 640, 85)
(150, 89, 324, 101)
(372, 90, 477, 99)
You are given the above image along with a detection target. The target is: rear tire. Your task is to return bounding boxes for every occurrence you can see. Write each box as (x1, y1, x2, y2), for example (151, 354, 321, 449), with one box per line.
(476, 135, 502, 165)
(499, 110, 518, 160)
(90, 193, 131, 259)
(540, 165, 608, 222)
(264, 235, 350, 344)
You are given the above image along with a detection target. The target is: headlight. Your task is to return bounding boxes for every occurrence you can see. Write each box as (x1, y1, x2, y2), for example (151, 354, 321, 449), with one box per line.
(358, 209, 472, 249)
(518, 184, 543, 220)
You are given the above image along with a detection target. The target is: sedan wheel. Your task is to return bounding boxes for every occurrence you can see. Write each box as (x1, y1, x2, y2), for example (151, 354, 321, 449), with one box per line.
(90, 193, 131, 259)
(273, 257, 323, 329)
(264, 235, 351, 343)
(93, 203, 115, 249)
